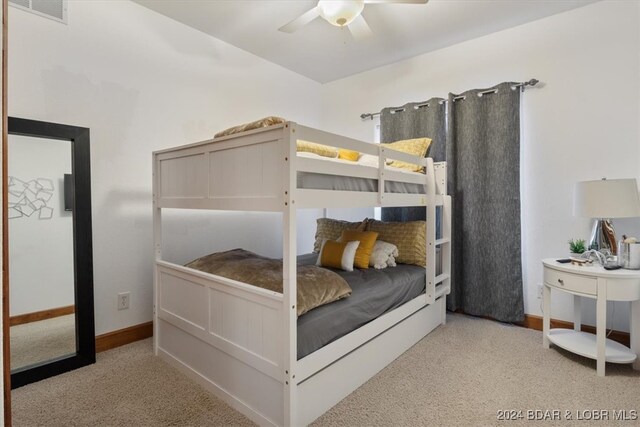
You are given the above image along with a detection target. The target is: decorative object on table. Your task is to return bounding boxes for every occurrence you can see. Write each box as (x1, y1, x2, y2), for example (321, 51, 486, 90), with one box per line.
(568, 238, 586, 256)
(573, 178, 640, 255)
(569, 257, 592, 267)
(618, 235, 640, 270)
(573, 249, 618, 268)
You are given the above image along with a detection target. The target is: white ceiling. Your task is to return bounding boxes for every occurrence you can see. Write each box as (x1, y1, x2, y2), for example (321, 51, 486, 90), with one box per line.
(134, 0, 598, 83)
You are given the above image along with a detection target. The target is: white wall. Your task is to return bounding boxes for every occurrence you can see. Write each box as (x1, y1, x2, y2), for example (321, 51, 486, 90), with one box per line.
(9, 0, 323, 335)
(161, 209, 324, 266)
(320, 0, 640, 331)
(8, 135, 74, 315)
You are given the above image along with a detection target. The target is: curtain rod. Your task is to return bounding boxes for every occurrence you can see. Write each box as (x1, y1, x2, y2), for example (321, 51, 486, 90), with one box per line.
(359, 78, 540, 121)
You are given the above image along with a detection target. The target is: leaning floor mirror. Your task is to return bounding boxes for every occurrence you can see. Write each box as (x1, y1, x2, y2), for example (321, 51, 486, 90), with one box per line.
(7, 117, 95, 388)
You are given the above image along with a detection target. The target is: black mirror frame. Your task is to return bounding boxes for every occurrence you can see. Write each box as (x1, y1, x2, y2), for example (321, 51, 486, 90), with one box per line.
(8, 117, 95, 388)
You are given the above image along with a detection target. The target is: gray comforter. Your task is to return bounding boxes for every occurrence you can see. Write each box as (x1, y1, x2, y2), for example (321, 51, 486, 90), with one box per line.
(297, 253, 426, 359)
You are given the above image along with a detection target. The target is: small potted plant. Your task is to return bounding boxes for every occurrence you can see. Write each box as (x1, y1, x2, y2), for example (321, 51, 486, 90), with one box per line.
(568, 238, 586, 257)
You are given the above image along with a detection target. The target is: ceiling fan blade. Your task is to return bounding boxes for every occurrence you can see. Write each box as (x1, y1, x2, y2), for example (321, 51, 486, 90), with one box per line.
(349, 15, 373, 41)
(278, 7, 320, 33)
(364, 0, 428, 4)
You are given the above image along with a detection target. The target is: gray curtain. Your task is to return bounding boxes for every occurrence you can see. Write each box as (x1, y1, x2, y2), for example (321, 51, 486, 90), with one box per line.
(446, 82, 524, 322)
(380, 99, 446, 222)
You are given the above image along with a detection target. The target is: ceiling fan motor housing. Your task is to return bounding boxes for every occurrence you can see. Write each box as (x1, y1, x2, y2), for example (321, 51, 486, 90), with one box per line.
(318, 0, 365, 27)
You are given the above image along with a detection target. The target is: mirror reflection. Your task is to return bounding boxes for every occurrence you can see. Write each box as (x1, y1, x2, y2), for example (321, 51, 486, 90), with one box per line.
(8, 134, 76, 371)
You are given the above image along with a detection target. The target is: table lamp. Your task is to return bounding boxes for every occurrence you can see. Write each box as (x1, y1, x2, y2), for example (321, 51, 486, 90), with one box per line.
(573, 178, 640, 255)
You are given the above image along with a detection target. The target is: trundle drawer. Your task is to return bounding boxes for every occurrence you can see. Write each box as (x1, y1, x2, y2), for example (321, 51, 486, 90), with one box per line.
(544, 268, 597, 296)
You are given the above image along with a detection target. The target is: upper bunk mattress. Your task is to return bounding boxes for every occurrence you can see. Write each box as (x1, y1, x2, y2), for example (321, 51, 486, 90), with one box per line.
(296, 152, 425, 194)
(296, 253, 426, 359)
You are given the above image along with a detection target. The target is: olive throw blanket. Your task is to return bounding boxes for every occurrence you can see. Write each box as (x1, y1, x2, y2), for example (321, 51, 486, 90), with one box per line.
(185, 249, 352, 316)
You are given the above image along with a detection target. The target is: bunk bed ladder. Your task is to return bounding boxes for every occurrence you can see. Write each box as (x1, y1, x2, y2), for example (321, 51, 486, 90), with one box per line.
(425, 158, 437, 305)
(426, 159, 452, 324)
(438, 195, 452, 324)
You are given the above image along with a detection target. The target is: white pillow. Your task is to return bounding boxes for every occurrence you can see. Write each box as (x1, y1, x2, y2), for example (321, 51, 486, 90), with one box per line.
(359, 154, 408, 168)
(369, 240, 399, 269)
(358, 154, 380, 168)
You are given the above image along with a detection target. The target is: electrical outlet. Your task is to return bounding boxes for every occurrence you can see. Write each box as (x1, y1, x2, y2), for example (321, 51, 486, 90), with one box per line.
(537, 284, 543, 299)
(118, 292, 130, 310)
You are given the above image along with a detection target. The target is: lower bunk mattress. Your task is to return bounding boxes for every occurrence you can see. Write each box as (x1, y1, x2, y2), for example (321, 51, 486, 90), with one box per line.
(296, 253, 426, 359)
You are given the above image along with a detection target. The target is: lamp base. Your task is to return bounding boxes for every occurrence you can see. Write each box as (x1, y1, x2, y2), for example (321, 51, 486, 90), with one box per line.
(589, 219, 617, 255)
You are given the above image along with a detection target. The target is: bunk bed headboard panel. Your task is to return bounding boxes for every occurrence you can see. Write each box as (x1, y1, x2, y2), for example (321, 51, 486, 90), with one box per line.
(158, 152, 208, 199)
(154, 126, 286, 211)
(156, 262, 285, 425)
(208, 139, 282, 199)
(156, 263, 284, 372)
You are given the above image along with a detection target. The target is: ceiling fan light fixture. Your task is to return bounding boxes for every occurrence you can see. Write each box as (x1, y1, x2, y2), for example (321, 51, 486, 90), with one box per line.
(317, 0, 365, 27)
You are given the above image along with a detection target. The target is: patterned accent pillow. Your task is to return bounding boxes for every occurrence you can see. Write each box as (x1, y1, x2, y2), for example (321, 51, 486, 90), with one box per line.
(316, 240, 360, 272)
(297, 140, 338, 158)
(314, 218, 366, 253)
(381, 137, 432, 172)
(365, 219, 426, 266)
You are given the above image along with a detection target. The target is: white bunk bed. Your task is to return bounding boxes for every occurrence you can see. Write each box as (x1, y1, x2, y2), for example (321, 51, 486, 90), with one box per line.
(152, 122, 452, 426)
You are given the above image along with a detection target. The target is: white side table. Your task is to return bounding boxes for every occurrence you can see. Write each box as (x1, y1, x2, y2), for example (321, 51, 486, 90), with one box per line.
(542, 259, 640, 376)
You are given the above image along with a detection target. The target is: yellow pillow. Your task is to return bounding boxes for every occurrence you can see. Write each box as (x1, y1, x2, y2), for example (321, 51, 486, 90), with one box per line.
(338, 149, 359, 162)
(381, 137, 432, 172)
(338, 230, 378, 269)
(316, 240, 360, 272)
(297, 140, 338, 158)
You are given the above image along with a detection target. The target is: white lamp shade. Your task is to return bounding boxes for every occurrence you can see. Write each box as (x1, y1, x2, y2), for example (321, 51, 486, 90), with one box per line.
(574, 178, 640, 218)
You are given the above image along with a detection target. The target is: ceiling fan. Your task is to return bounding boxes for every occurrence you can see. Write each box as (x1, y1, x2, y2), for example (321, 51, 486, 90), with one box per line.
(278, 0, 428, 40)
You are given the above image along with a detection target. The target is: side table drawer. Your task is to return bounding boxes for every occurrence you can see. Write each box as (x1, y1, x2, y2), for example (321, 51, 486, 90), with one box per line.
(544, 268, 597, 295)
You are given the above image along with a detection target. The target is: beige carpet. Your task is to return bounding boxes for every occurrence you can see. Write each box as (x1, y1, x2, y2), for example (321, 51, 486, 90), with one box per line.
(12, 314, 640, 426)
(10, 314, 76, 370)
